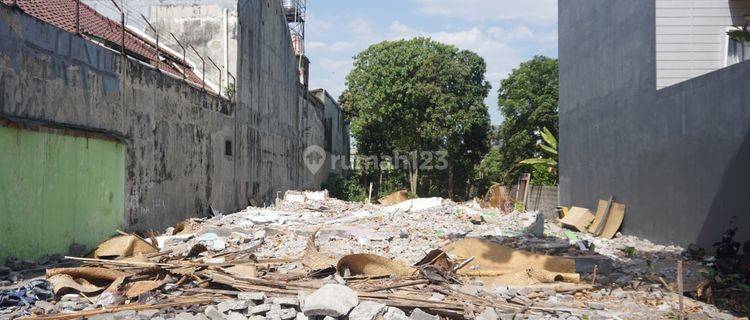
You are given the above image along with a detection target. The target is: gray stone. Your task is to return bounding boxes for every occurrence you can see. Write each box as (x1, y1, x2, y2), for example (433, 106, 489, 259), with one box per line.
(611, 288, 626, 298)
(510, 295, 532, 306)
(383, 307, 408, 320)
(272, 297, 299, 307)
(301, 284, 359, 317)
(205, 306, 226, 320)
(248, 304, 272, 315)
(526, 213, 545, 237)
(138, 309, 161, 318)
(176, 312, 196, 320)
(585, 302, 605, 310)
(476, 307, 499, 320)
(112, 310, 138, 319)
(279, 308, 297, 320)
(498, 313, 516, 320)
(294, 313, 308, 320)
(88, 315, 116, 320)
(409, 308, 438, 320)
(218, 300, 249, 313)
(226, 313, 247, 320)
(238, 292, 266, 302)
(194, 314, 210, 320)
(348, 301, 387, 320)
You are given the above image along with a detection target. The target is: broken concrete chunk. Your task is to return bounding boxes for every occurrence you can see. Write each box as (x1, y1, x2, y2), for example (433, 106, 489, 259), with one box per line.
(476, 307, 499, 320)
(218, 300, 249, 313)
(348, 301, 387, 320)
(238, 292, 266, 302)
(279, 308, 297, 320)
(248, 304, 272, 315)
(383, 307, 409, 320)
(409, 308, 438, 320)
(526, 213, 545, 238)
(301, 284, 359, 317)
(271, 297, 299, 307)
(205, 306, 227, 320)
(226, 313, 247, 320)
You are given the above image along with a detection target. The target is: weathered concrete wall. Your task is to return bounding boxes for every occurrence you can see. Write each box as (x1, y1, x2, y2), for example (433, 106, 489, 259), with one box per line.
(559, 0, 750, 248)
(235, 0, 327, 203)
(0, 0, 335, 242)
(312, 89, 351, 176)
(0, 4, 237, 232)
(149, 3, 239, 92)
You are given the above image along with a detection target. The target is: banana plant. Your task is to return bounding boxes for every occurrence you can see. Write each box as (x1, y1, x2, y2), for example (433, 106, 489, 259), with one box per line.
(520, 127, 558, 173)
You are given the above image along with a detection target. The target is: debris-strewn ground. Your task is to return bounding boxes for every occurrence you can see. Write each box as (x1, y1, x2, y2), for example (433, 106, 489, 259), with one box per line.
(0, 191, 743, 320)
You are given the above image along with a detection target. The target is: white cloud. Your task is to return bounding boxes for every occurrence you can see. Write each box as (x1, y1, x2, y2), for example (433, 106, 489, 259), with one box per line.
(415, 0, 557, 23)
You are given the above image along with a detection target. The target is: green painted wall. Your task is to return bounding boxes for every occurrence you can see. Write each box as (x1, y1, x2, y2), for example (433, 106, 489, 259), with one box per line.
(0, 125, 125, 261)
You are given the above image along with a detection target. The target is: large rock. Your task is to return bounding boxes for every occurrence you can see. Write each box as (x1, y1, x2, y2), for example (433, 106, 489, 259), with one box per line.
(302, 284, 359, 317)
(348, 301, 387, 320)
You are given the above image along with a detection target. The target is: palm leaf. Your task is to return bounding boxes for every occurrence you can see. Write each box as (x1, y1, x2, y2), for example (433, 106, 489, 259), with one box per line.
(541, 127, 557, 150)
(520, 158, 556, 166)
(540, 144, 558, 156)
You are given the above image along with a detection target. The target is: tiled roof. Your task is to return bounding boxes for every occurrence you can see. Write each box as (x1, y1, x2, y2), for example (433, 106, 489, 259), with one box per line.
(1, 0, 208, 90)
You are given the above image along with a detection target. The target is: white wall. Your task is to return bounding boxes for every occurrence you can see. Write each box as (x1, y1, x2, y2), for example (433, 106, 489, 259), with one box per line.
(656, 0, 750, 89)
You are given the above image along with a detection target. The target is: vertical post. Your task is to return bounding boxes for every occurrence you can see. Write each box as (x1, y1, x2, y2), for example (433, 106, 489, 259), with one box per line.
(169, 33, 187, 81)
(109, 0, 125, 55)
(677, 260, 684, 320)
(76, 0, 81, 35)
(189, 45, 206, 91)
(140, 14, 159, 71)
(223, 8, 229, 90)
(207, 56, 222, 96)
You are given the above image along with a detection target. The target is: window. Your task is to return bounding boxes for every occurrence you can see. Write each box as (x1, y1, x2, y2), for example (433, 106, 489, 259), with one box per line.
(225, 140, 233, 156)
(726, 27, 750, 67)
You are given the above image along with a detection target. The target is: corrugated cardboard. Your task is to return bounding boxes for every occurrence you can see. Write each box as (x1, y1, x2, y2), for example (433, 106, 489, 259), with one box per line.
(559, 207, 595, 232)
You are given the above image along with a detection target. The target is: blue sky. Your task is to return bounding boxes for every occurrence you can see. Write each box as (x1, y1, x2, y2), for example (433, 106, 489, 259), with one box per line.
(305, 0, 558, 125)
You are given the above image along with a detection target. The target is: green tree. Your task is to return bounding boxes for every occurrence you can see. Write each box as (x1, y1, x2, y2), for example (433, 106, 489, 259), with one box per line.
(345, 38, 491, 197)
(495, 56, 559, 185)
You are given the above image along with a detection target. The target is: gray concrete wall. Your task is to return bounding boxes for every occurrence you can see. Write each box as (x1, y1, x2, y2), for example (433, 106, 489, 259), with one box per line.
(235, 0, 327, 201)
(311, 89, 351, 176)
(149, 3, 239, 93)
(559, 0, 750, 248)
(0, 0, 335, 233)
(0, 4, 236, 231)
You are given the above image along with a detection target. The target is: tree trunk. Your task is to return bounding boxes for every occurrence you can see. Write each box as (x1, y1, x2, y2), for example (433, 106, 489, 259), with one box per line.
(408, 153, 419, 195)
(448, 161, 454, 200)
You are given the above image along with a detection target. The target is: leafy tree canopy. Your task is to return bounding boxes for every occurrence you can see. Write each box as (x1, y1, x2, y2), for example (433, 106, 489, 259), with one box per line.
(495, 56, 559, 185)
(345, 37, 491, 196)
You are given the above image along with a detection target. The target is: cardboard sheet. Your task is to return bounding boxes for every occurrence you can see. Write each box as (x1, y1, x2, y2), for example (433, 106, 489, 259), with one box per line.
(559, 207, 595, 232)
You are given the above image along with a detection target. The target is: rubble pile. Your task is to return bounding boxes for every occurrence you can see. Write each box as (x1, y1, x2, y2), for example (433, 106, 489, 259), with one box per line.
(0, 191, 743, 320)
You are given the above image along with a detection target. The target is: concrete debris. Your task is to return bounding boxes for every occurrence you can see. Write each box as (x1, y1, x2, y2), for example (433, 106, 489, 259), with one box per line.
(348, 300, 386, 320)
(301, 284, 358, 317)
(0, 193, 741, 320)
